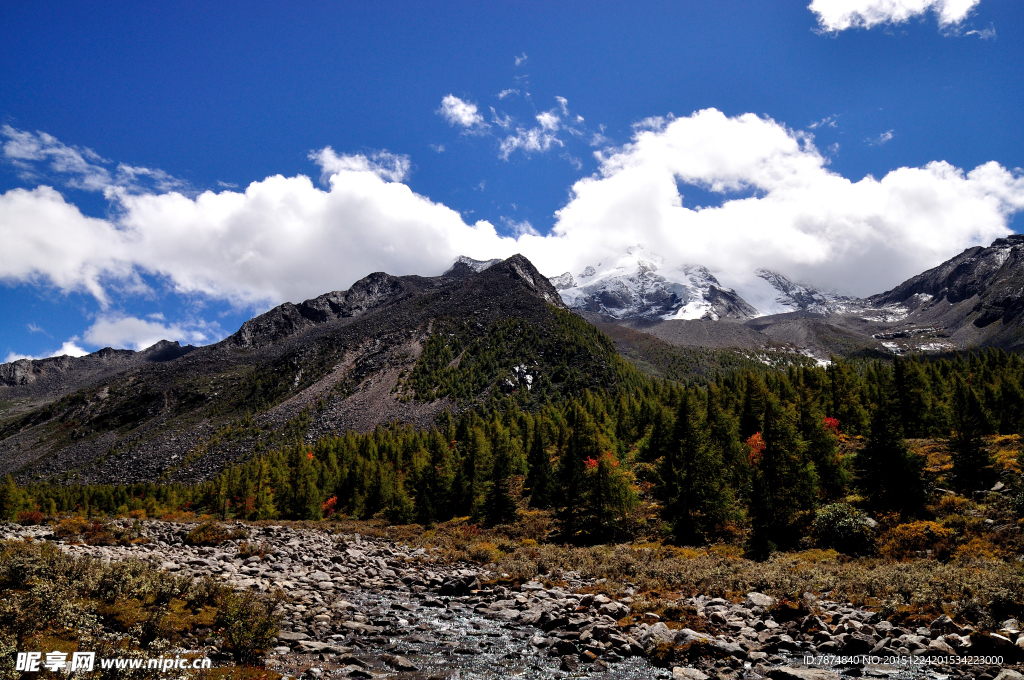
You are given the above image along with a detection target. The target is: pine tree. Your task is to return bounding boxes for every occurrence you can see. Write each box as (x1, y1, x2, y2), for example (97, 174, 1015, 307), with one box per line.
(854, 374, 925, 515)
(949, 375, 995, 493)
(748, 395, 817, 557)
(894, 357, 931, 437)
(524, 426, 555, 509)
(483, 428, 518, 526)
(0, 475, 24, 520)
(557, 403, 598, 541)
(585, 450, 636, 541)
(661, 391, 734, 545)
(739, 373, 766, 440)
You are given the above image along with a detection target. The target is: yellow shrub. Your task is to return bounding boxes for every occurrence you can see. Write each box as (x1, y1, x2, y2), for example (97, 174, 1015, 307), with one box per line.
(53, 516, 88, 538)
(880, 521, 955, 560)
(936, 494, 975, 517)
(952, 537, 999, 562)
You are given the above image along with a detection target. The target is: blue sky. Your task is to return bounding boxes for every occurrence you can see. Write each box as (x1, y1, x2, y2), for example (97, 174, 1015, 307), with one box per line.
(1, 0, 1023, 361)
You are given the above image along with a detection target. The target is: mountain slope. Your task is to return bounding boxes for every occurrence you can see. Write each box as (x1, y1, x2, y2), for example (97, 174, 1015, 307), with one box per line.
(0, 255, 637, 486)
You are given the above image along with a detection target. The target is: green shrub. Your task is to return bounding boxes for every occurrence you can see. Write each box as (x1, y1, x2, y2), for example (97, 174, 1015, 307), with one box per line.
(811, 503, 873, 555)
(185, 521, 248, 546)
(216, 590, 282, 664)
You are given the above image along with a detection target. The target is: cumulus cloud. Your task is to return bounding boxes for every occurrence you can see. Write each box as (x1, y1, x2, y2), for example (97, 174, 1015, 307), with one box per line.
(546, 108, 1022, 296)
(809, 0, 981, 32)
(438, 95, 487, 130)
(83, 314, 210, 351)
(309, 147, 410, 183)
(1, 112, 1022, 319)
(5, 339, 89, 363)
(500, 217, 540, 237)
(0, 185, 129, 304)
(0, 138, 519, 308)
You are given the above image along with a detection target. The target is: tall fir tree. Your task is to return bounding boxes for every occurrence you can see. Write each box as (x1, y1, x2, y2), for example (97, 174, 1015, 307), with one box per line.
(854, 374, 926, 515)
(748, 395, 817, 557)
(483, 427, 518, 526)
(661, 390, 734, 545)
(949, 375, 995, 492)
(557, 403, 599, 541)
(524, 425, 555, 509)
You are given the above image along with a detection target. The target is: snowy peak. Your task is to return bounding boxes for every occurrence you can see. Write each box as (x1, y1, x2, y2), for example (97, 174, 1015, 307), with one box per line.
(551, 249, 756, 321)
(445, 255, 502, 275)
(549, 272, 576, 290)
(730, 269, 854, 317)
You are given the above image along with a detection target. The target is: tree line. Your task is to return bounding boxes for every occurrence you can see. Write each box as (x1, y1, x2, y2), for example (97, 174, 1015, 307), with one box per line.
(3, 349, 1022, 555)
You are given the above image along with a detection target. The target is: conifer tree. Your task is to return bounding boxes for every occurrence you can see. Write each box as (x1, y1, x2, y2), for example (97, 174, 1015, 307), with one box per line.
(585, 450, 636, 541)
(661, 391, 734, 545)
(483, 428, 518, 526)
(524, 426, 555, 509)
(854, 374, 925, 515)
(253, 458, 277, 519)
(707, 385, 747, 489)
(949, 375, 995, 492)
(0, 475, 24, 520)
(414, 429, 456, 525)
(748, 395, 816, 556)
(894, 357, 931, 437)
(557, 403, 598, 541)
(739, 373, 766, 439)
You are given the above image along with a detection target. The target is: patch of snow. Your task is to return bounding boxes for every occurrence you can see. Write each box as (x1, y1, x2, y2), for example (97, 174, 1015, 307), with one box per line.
(862, 305, 909, 323)
(918, 342, 956, 352)
(449, 255, 501, 273)
(549, 272, 576, 290)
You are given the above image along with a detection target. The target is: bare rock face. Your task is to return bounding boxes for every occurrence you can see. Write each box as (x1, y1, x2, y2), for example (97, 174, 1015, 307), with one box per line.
(232, 272, 413, 349)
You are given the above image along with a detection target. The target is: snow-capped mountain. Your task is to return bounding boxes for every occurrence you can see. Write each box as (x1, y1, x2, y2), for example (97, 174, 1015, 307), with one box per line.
(729, 269, 856, 317)
(445, 255, 501, 274)
(547, 247, 856, 321)
(549, 248, 756, 321)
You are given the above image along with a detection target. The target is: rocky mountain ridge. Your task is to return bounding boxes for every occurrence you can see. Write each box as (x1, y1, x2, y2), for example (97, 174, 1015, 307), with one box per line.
(551, 236, 1024, 358)
(0, 255, 616, 485)
(549, 247, 853, 322)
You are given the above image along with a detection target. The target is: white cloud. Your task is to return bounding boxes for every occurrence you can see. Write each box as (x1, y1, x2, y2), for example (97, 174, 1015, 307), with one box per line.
(536, 112, 561, 131)
(544, 108, 1023, 296)
(867, 130, 895, 145)
(1, 126, 191, 195)
(966, 23, 996, 39)
(809, 0, 981, 32)
(808, 115, 839, 129)
(0, 138, 519, 309)
(27, 323, 44, 333)
(499, 127, 564, 159)
(490, 108, 514, 130)
(497, 89, 519, 99)
(309, 147, 410, 183)
(438, 95, 487, 130)
(1, 113, 1021, 319)
(83, 314, 209, 351)
(0, 185, 129, 304)
(514, 52, 528, 66)
(498, 106, 567, 159)
(5, 339, 89, 363)
(500, 217, 540, 237)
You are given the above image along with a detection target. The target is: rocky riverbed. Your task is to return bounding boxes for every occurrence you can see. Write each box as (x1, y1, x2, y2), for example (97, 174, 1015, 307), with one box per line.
(3, 520, 1023, 680)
